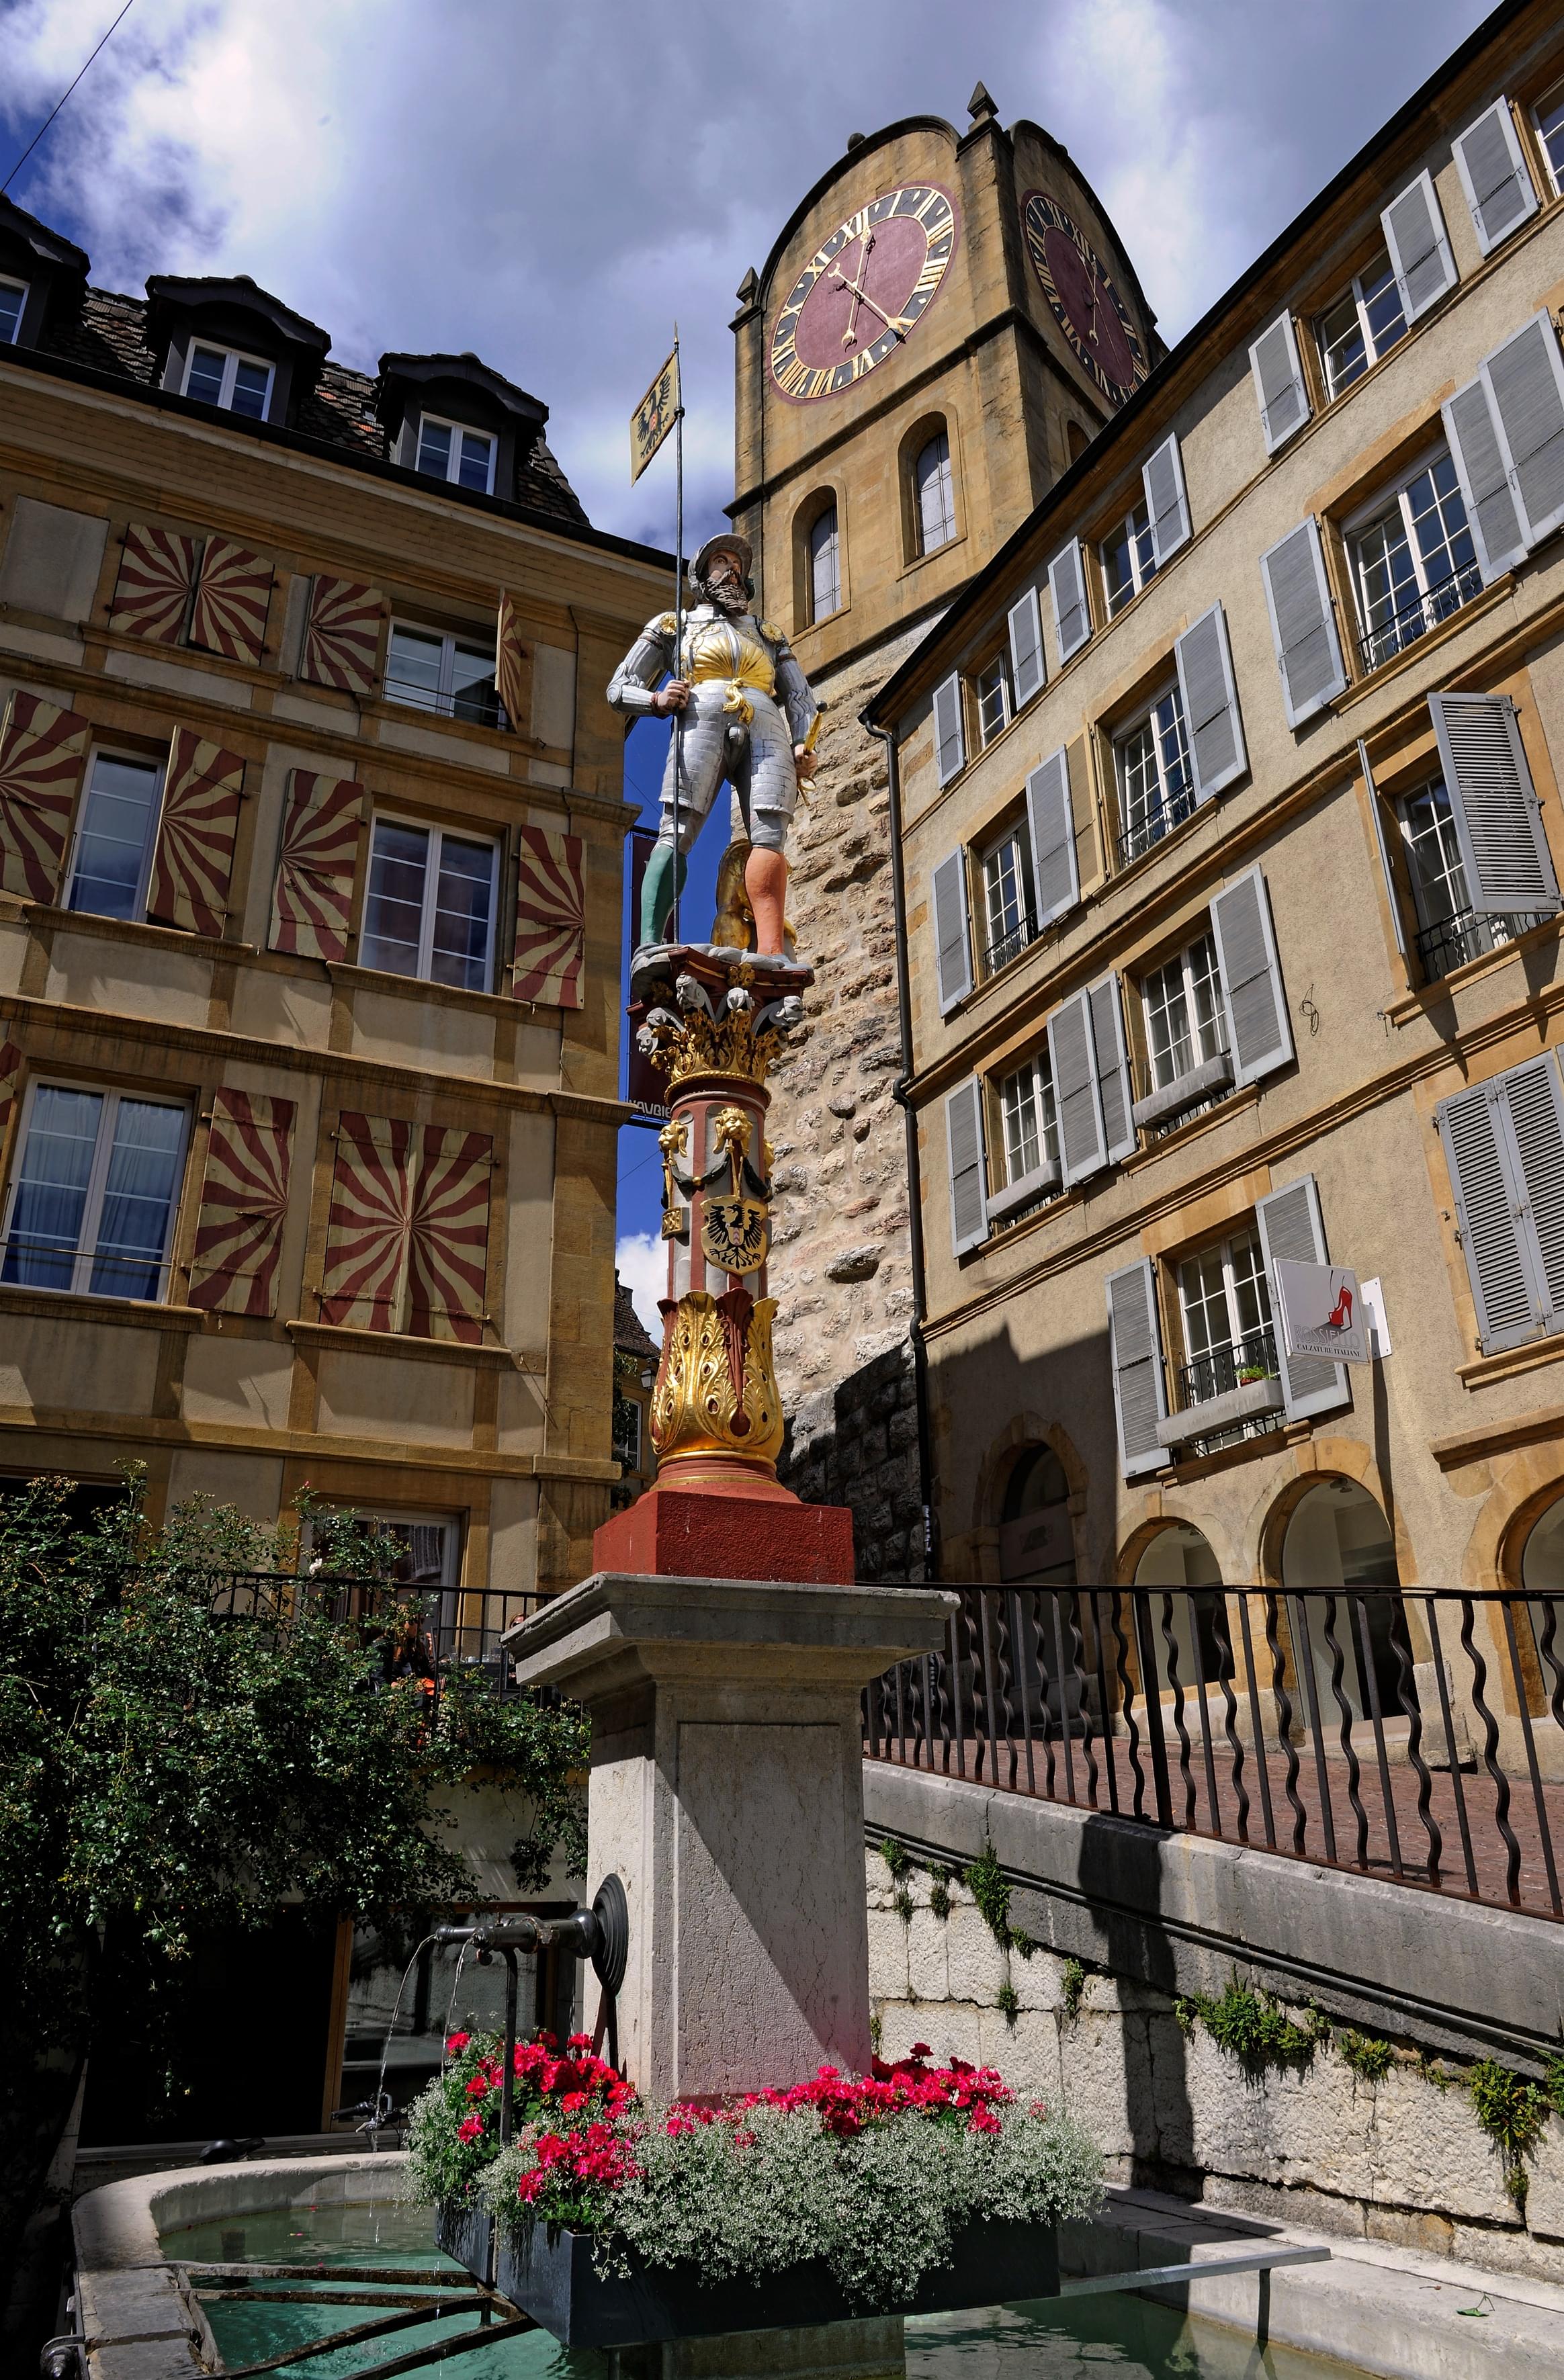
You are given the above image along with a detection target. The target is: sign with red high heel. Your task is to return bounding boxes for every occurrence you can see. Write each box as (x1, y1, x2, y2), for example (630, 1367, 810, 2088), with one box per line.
(1272, 1258, 1373, 1364)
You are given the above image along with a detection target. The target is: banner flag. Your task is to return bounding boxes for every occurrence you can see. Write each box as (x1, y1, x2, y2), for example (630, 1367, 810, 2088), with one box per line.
(631, 347, 681, 483)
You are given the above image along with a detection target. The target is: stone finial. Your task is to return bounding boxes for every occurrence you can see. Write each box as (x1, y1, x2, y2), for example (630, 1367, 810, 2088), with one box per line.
(967, 80, 998, 125)
(846, 131, 867, 150)
(736, 267, 759, 305)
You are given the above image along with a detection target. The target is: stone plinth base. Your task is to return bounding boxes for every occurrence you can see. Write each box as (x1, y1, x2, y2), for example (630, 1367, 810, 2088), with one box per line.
(593, 1474, 855, 1583)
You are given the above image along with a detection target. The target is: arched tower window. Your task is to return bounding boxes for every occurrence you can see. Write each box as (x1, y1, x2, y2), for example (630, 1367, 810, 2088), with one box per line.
(913, 429, 955, 555)
(808, 502, 840, 623)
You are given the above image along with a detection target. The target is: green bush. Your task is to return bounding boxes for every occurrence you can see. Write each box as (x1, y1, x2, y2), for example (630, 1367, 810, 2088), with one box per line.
(1176, 1978, 1326, 2073)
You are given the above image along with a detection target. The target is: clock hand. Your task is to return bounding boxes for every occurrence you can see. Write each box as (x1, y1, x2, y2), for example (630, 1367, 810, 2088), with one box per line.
(828, 269, 906, 341)
(840, 230, 875, 347)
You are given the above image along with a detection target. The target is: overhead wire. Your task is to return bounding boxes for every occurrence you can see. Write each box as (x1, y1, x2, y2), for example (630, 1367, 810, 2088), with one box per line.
(1, 0, 140, 198)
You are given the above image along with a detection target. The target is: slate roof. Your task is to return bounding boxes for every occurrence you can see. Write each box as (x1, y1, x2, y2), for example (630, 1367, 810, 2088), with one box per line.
(614, 1277, 659, 1361)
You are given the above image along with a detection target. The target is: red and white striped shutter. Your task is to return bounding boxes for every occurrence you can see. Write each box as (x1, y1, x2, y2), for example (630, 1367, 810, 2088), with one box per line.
(511, 824, 585, 1006)
(0, 690, 91, 902)
(408, 1125, 493, 1343)
(0, 1039, 23, 1134)
(189, 537, 274, 666)
(110, 523, 199, 644)
(300, 574, 384, 693)
(321, 1112, 415, 1332)
(146, 726, 245, 938)
(187, 1087, 296, 1317)
(269, 770, 365, 961)
(496, 589, 527, 732)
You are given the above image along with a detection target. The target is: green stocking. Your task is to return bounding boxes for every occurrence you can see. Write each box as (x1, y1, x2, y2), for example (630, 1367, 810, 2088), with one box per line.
(639, 843, 687, 947)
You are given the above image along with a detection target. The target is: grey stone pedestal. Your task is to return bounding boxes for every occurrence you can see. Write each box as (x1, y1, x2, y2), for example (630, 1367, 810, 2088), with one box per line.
(506, 1572, 953, 2103)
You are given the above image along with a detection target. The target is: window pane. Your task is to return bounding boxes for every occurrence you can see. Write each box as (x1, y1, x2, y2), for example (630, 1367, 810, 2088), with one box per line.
(417, 418, 453, 478)
(69, 754, 161, 922)
(186, 345, 228, 404)
(386, 625, 444, 711)
(230, 357, 270, 418)
(1406, 452, 1476, 597)
(1188, 932, 1227, 1064)
(1400, 779, 1470, 926)
(0, 280, 25, 343)
(361, 820, 431, 976)
(983, 834, 1027, 951)
(975, 656, 1009, 746)
(1036, 1049, 1059, 1168)
(456, 431, 493, 492)
(1000, 1065, 1040, 1182)
(1540, 94, 1564, 191)
(450, 642, 502, 728)
(1143, 953, 1193, 1088)
(1229, 1233, 1272, 1339)
(1319, 292, 1366, 398)
(1153, 687, 1192, 802)
(90, 1098, 183, 1298)
(3, 1086, 103, 1290)
(809, 506, 840, 621)
(1358, 253, 1407, 359)
(915, 433, 955, 553)
(1179, 1245, 1231, 1361)
(431, 835, 494, 991)
(1102, 520, 1137, 614)
(1351, 509, 1418, 644)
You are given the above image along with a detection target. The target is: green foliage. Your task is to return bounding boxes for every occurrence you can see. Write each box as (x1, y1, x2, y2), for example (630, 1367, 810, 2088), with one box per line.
(1416, 2049, 1451, 2092)
(1338, 2031, 1396, 2084)
(893, 1886, 914, 1924)
(879, 1837, 910, 1881)
(869, 2012, 883, 2056)
(928, 1867, 952, 1921)
(1467, 2058, 1551, 2211)
(1010, 1929, 1038, 1960)
(963, 1841, 1012, 1948)
(1060, 1958, 1088, 2023)
(1176, 1978, 1326, 2074)
(996, 1981, 1020, 2028)
(1545, 2050, 1564, 2119)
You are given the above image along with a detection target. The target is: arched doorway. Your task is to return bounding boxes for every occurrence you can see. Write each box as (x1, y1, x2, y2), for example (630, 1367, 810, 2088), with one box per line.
(1518, 1495, 1564, 1718)
(998, 1443, 1076, 1584)
(1133, 1522, 1225, 1691)
(1280, 1479, 1401, 1718)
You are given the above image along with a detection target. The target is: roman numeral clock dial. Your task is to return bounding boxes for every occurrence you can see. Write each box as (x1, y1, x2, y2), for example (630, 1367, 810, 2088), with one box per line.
(1021, 190, 1146, 404)
(770, 184, 959, 402)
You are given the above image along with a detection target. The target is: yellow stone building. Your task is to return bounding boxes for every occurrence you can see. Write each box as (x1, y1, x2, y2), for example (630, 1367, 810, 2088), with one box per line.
(0, 196, 670, 1623)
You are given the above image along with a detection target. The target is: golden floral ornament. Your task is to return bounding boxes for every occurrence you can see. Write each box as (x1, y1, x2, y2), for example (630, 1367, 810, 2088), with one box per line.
(650, 1285, 783, 1466)
(636, 971, 801, 1089)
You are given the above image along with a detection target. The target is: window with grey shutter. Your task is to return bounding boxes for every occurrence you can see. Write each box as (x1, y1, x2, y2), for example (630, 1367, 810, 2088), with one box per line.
(1106, 1258, 1168, 1478)
(1174, 604, 1246, 799)
(1047, 989, 1106, 1186)
(1143, 432, 1191, 563)
(931, 849, 973, 1013)
(1007, 586, 1045, 707)
(1357, 737, 1408, 965)
(946, 1076, 988, 1256)
(1248, 314, 1310, 454)
(1479, 312, 1564, 551)
(1381, 169, 1457, 324)
(1256, 1174, 1350, 1418)
(1428, 691, 1561, 917)
(1438, 1055, 1564, 1352)
(1259, 517, 1346, 727)
(1442, 376, 1526, 580)
(933, 672, 965, 785)
(1210, 865, 1294, 1087)
(1025, 748, 1078, 929)
(1089, 973, 1136, 1164)
(1047, 538, 1090, 664)
(1452, 99, 1536, 255)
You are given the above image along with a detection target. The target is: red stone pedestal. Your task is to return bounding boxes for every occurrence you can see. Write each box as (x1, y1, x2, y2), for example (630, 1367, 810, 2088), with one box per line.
(592, 1473, 855, 1584)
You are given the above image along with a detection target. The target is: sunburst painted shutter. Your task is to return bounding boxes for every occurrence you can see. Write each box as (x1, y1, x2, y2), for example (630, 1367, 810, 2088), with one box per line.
(1439, 1057, 1564, 1353)
(1048, 988, 1106, 1187)
(1089, 973, 1136, 1163)
(109, 523, 198, 644)
(931, 849, 972, 1014)
(1256, 1175, 1350, 1418)
(187, 1088, 295, 1317)
(1479, 312, 1564, 552)
(269, 770, 364, 961)
(408, 1124, 493, 1342)
(1047, 538, 1090, 663)
(1442, 376, 1526, 580)
(496, 589, 527, 732)
(1026, 748, 1078, 929)
(300, 574, 384, 693)
(0, 1040, 23, 1133)
(1143, 432, 1191, 563)
(0, 690, 89, 903)
(189, 536, 273, 666)
(1006, 586, 1045, 707)
(1248, 314, 1310, 454)
(322, 1112, 414, 1332)
(511, 825, 585, 1006)
(933, 673, 965, 783)
(945, 1077, 988, 1256)
(1106, 1259, 1167, 1478)
(1381, 169, 1457, 324)
(1260, 518, 1346, 727)
(1452, 99, 1537, 255)
(1211, 865, 1293, 1088)
(1174, 604, 1246, 800)
(146, 726, 245, 938)
(1428, 691, 1560, 918)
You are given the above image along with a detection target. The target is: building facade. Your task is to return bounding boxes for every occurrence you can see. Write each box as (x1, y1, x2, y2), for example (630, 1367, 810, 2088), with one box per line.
(0, 196, 670, 1615)
(867, 0, 1564, 1605)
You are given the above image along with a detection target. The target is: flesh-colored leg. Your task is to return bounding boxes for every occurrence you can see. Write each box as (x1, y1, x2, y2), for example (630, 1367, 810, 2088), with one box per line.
(744, 846, 789, 957)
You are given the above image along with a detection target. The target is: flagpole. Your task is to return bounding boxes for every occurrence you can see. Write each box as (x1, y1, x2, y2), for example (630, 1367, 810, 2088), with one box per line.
(671, 324, 683, 945)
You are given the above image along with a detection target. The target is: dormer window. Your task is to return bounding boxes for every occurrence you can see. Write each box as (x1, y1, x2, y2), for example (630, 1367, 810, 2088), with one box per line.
(183, 342, 273, 419)
(416, 414, 496, 494)
(0, 277, 26, 343)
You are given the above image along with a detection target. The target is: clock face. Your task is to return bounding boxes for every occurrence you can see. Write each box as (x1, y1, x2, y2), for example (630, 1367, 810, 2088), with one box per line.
(1020, 191, 1145, 404)
(770, 183, 958, 402)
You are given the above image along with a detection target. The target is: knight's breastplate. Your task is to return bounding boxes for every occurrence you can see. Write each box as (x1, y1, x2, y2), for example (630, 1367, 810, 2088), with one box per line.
(681, 615, 776, 721)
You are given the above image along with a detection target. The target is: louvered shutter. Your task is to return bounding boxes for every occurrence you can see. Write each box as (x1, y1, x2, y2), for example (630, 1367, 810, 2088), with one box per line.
(109, 523, 198, 644)
(1047, 989, 1106, 1186)
(300, 574, 384, 693)
(1428, 691, 1560, 917)
(1452, 99, 1536, 255)
(931, 850, 972, 1014)
(1256, 1175, 1350, 1419)
(1106, 1259, 1167, 1479)
(1260, 518, 1346, 727)
(496, 589, 527, 732)
(1007, 586, 1045, 707)
(189, 537, 273, 666)
(408, 1125, 493, 1342)
(1210, 865, 1293, 1087)
(0, 1039, 23, 1133)
(1440, 1058, 1564, 1352)
(1358, 738, 1407, 965)
(147, 726, 245, 939)
(0, 690, 89, 903)
(1381, 171, 1457, 324)
(187, 1088, 296, 1317)
(1442, 377, 1527, 580)
(322, 1113, 415, 1332)
(933, 673, 965, 784)
(945, 1077, 988, 1255)
(1089, 973, 1136, 1164)
(1479, 312, 1564, 550)
(1248, 314, 1310, 454)
(269, 769, 364, 961)
(1174, 604, 1246, 800)
(1143, 433, 1191, 563)
(511, 825, 585, 1007)
(1025, 749, 1078, 929)
(1047, 539, 1090, 663)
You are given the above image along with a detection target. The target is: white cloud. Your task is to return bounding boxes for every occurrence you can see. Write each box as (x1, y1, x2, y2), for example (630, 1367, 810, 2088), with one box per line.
(615, 1232, 666, 1340)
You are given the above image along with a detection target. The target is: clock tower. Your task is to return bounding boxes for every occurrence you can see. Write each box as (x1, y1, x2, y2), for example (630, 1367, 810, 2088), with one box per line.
(726, 84, 1160, 1571)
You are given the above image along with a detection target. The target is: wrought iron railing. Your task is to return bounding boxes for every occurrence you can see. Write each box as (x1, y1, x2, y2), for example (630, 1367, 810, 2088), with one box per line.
(864, 1584, 1564, 1922)
(1117, 784, 1197, 869)
(210, 1571, 546, 1710)
(982, 913, 1039, 976)
(1174, 1328, 1279, 1411)
(1414, 903, 1551, 985)
(1358, 560, 1482, 672)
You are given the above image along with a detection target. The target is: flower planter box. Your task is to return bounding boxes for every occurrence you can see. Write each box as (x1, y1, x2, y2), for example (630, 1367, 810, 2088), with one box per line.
(436, 2201, 492, 2287)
